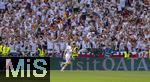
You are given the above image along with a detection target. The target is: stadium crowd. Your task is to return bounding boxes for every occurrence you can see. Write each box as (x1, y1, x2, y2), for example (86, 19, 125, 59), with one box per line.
(0, 0, 149, 57)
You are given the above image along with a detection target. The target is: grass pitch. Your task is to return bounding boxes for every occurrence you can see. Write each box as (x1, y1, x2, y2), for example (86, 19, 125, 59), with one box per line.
(50, 70, 150, 82)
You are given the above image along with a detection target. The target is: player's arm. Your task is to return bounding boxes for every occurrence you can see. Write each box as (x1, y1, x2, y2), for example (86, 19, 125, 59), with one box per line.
(63, 50, 66, 56)
(75, 46, 79, 56)
(63, 48, 67, 56)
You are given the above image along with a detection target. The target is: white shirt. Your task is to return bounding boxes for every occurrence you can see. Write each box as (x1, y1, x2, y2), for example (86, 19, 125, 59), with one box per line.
(136, 40, 143, 49)
(120, 0, 126, 8)
(82, 41, 91, 49)
(145, 34, 149, 39)
(60, 41, 66, 51)
(9, 44, 16, 53)
(54, 43, 60, 52)
(119, 42, 124, 51)
(65, 45, 72, 56)
(127, 41, 132, 52)
(31, 5, 38, 12)
(47, 40, 54, 50)
(31, 42, 37, 52)
(0, 1, 5, 9)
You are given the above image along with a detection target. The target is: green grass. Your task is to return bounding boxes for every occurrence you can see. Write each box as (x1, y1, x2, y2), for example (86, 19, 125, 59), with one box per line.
(50, 70, 150, 82)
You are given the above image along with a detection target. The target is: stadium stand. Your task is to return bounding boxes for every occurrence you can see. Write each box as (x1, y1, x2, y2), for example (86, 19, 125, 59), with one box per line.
(0, 0, 149, 58)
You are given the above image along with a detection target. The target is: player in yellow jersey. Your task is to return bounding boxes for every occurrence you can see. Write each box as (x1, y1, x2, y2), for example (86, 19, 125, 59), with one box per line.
(71, 42, 79, 60)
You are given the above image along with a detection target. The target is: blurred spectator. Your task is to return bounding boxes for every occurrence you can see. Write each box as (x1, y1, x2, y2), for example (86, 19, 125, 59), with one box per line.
(0, 0, 149, 57)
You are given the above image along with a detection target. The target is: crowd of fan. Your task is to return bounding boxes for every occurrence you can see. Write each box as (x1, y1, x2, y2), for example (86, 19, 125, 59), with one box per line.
(0, 0, 149, 57)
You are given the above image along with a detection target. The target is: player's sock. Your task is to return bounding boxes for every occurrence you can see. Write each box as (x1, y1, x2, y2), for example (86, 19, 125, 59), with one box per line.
(61, 64, 67, 71)
(60, 62, 65, 67)
(61, 66, 65, 71)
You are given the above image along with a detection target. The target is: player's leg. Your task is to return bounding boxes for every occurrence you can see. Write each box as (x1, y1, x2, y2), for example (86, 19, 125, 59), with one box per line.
(60, 53, 67, 67)
(61, 56, 71, 71)
(60, 62, 65, 67)
(61, 61, 71, 71)
(60, 62, 69, 71)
